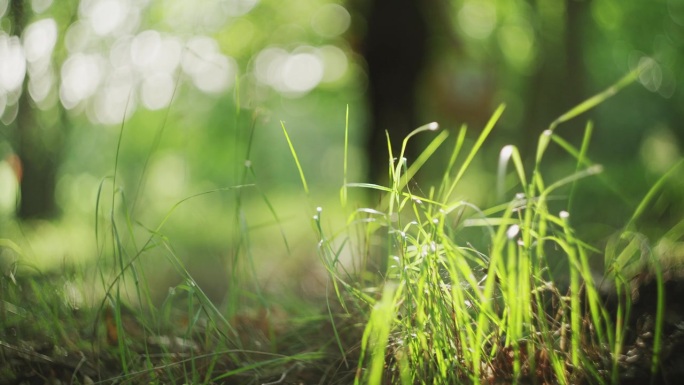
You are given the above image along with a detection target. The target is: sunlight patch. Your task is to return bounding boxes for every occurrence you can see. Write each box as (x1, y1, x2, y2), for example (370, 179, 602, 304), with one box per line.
(640, 125, 681, 174)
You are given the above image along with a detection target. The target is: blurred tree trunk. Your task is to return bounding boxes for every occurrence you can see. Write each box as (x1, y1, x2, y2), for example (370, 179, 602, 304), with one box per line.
(15, 97, 65, 219)
(565, 0, 586, 107)
(362, 0, 429, 184)
(522, 0, 588, 150)
(11, 0, 65, 219)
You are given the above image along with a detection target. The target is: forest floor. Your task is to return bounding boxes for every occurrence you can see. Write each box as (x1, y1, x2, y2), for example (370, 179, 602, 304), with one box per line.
(3, 265, 684, 385)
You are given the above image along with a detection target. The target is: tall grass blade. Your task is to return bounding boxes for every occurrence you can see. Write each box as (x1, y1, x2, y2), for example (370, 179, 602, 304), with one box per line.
(627, 159, 684, 229)
(568, 121, 593, 211)
(341, 105, 350, 207)
(438, 124, 467, 201)
(356, 282, 400, 385)
(496, 144, 527, 201)
(445, 104, 505, 200)
(281, 121, 310, 195)
(550, 60, 652, 130)
(550, 132, 632, 206)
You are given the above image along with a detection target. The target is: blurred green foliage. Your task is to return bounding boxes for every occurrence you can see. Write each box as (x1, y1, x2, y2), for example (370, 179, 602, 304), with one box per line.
(0, 0, 682, 284)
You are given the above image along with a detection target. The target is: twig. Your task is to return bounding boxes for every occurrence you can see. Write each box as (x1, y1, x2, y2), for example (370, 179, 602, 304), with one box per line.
(261, 363, 299, 385)
(0, 339, 55, 364)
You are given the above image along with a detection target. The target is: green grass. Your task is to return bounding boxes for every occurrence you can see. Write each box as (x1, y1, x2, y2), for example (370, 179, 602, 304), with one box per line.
(313, 62, 674, 385)
(0, 61, 678, 384)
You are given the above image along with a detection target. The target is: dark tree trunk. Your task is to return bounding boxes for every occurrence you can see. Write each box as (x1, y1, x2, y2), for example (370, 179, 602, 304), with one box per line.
(565, 0, 586, 108)
(362, 0, 429, 184)
(522, 0, 588, 150)
(10, 0, 63, 219)
(16, 95, 63, 219)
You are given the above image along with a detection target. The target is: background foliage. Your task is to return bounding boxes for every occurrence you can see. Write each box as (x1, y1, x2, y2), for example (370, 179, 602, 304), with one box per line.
(1, 0, 683, 299)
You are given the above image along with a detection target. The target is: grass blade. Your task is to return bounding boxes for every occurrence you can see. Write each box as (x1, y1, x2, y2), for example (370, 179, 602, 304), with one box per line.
(281, 121, 310, 195)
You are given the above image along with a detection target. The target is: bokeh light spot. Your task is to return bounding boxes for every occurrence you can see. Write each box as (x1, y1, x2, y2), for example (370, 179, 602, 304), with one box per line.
(498, 21, 535, 71)
(281, 52, 324, 95)
(0, 34, 27, 93)
(131, 30, 162, 69)
(311, 4, 351, 38)
(254, 46, 288, 87)
(640, 126, 681, 174)
(591, 0, 622, 30)
(0, 159, 19, 216)
(253, 46, 326, 96)
(148, 153, 189, 201)
(223, 0, 259, 17)
(64, 21, 91, 53)
(83, 0, 127, 36)
(183, 37, 237, 94)
(319, 45, 348, 83)
(638, 57, 662, 92)
(28, 71, 54, 105)
(60, 53, 103, 109)
(91, 80, 136, 124)
(0, 0, 8, 18)
(32, 0, 53, 14)
(141, 72, 175, 110)
(458, 0, 497, 40)
(155, 37, 183, 73)
(22, 18, 58, 63)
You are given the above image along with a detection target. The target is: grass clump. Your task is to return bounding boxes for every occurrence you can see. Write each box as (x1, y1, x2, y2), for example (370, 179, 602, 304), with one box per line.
(313, 63, 676, 384)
